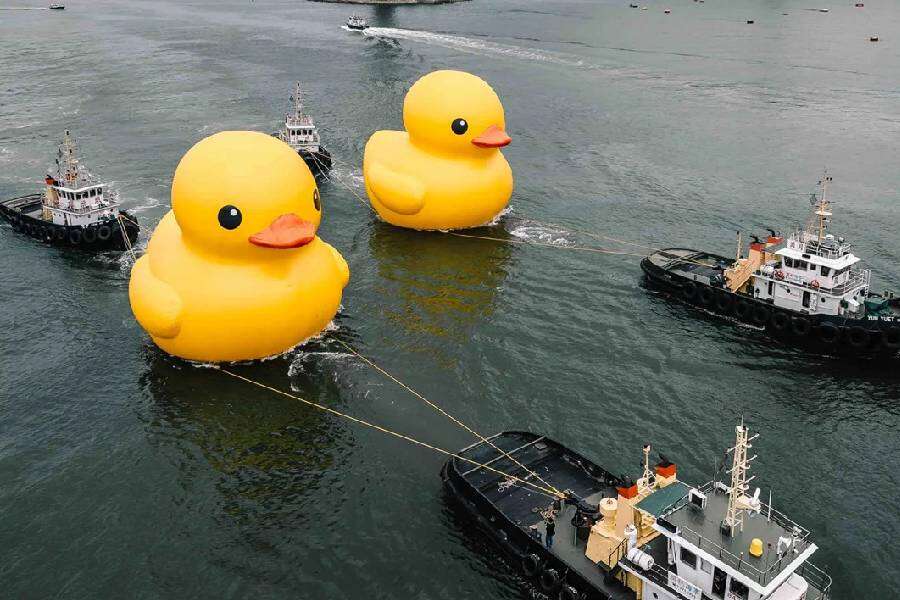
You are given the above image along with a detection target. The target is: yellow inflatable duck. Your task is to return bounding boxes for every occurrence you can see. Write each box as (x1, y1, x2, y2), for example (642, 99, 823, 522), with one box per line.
(129, 131, 349, 363)
(363, 70, 513, 230)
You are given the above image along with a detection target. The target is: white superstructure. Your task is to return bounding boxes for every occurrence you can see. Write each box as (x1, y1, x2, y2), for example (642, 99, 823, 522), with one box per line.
(42, 131, 120, 227)
(749, 174, 869, 317)
(276, 82, 322, 154)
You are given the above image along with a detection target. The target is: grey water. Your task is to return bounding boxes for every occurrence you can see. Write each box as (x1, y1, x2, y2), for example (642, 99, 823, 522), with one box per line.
(1, 0, 899, 598)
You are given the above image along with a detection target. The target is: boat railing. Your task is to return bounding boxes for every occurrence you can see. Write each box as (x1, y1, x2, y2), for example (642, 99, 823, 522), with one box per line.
(659, 482, 814, 587)
(764, 268, 870, 296)
(795, 560, 832, 600)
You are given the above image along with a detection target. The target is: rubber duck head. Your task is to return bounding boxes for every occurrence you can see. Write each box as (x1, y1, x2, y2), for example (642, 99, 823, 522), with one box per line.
(403, 70, 511, 158)
(171, 131, 321, 258)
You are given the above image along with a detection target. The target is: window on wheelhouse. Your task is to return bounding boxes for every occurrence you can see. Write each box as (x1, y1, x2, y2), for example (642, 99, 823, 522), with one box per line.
(728, 578, 750, 600)
(680, 547, 697, 569)
(821, 266, 831, 276)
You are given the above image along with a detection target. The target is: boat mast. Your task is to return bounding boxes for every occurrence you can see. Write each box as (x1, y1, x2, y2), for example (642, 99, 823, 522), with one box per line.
(293, 81, 303, 118)
(58, 130, 80, 186)
(722, 421, 758, 536)
(816, 172, 833, 242)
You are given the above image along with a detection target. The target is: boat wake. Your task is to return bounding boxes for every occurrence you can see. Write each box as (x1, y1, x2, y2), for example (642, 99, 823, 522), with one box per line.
(363, 27, 587, 68)
(508, 220, 574, 246)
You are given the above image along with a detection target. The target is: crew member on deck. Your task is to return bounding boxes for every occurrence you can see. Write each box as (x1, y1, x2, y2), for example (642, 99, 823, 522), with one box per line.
(544, 516, 555, 549)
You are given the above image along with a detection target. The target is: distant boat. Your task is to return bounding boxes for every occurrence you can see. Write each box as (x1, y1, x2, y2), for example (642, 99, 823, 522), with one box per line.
(870, 35, 879, 42)
(346, 15, 368, 31)
(747, 19, 755, 24)
(629, 3, 638, 7)
(49, 4, 64, 9)
(274, 82, 332, 177)
(819, 8, 829, 12)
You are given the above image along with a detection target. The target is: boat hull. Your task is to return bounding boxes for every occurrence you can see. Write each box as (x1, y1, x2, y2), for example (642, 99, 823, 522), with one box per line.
(299, 146, 332, 177)
(441, 432, 631, 600)
(641, 248, 900, 357)
(0, 194, 139, 252)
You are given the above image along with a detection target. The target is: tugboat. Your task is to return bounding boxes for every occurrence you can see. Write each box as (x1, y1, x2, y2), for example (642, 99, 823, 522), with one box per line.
(442, 422, 832, 600)
(49, 4, 65, 9)
(641, 173, 900, 357)
(274, 82, 332, 177)
(0, 131, 139, 251)
(346, 15, 368, 31)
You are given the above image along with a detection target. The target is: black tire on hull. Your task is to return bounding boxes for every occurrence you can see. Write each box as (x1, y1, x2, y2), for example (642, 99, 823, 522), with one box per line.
(698, 285, 714, 306)
(559, 584, 581, 600)
(715, 290, 734, 314)
(522, 553, 542, 577)
(752, 304, 770, 326)
(819, 322, 841, 344)
(791, 316, 812, 337)
(770, 311, 790, 333)
(682, 281, 698, 302)
(734, 299, 753, 321)
(540, 567, 562, 593)
(847, 326, 871, 349)
(884, 327, 900, 350)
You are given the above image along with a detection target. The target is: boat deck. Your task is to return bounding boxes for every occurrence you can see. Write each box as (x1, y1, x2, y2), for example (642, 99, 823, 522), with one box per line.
(645, 248, 731, 283)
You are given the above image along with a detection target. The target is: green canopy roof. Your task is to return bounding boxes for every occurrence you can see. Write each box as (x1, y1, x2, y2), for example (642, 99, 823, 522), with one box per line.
(635, 481, 689, 517)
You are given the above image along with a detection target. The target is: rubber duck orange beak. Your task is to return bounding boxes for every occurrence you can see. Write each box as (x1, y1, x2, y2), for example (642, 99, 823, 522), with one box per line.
(472, 125, 511, 148)
(249, 214, 316, 249)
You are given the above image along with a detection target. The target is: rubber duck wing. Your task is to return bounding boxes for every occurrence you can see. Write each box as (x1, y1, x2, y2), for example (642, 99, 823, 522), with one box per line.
(129, 255, 183, 339)
(324, 242, 350, 288)
(365, 160, 426, 215)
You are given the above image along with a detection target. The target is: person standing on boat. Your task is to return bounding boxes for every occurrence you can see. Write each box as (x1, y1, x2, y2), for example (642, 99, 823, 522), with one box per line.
(544, 515, 555, 549)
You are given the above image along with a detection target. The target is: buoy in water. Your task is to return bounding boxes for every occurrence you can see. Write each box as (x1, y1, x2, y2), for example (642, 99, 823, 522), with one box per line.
(870, 35, 879, 42)
(363, 70, 513, 231)
(129, 131, 350, 362)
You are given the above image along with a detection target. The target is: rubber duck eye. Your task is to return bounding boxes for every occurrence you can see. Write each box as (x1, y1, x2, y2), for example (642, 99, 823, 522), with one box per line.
(218, 205, 242, 230)
(451, 118, 468, 135)
(313, 189, 321, 211)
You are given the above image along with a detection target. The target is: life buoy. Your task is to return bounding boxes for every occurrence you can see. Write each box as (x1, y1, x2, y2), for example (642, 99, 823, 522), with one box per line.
(811, 280, 820, 289)
(715, 291, 734, 313)
(539, 567, 562, 592)
(69, 229, 83, 244)
(774, 269, 784, 280)
(791, 317, 812, 337)
(883, 327, 900, 350)
(522, 553, 542, 577)
(770, 311, 791, 332)
(847, 326, 870, 349)
(97, 224, 112, 241)
(82, 226, 97, 243)
(558, 584, 581, 600)
(698, 285, 714, 306)
(682, 281, 698, 301)
(818, 322, 840, 344)
(752, 304, 770, 325)
(734, 300, 753, 321)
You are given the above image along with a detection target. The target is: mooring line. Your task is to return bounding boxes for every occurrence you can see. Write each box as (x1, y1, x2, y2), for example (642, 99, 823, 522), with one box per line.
(217, 367, 560, 498)
(335, 339, 564, 496)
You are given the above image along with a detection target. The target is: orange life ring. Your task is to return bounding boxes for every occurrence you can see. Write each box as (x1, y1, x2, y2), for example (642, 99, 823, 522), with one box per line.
(774, 270, 784, 280)
(811, 280, 820, 289)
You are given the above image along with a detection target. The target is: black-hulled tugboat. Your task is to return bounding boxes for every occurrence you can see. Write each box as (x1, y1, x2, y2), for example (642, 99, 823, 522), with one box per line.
(642, 173, 900, 357)
(0, 131, 139, 251)
(345, 15, 368, 31)
(274, 82, 332, 177)
(442, 423, 832, 600)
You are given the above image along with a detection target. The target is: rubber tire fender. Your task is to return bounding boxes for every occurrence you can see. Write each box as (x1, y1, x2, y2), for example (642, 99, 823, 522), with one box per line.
(682, 281, 699, 302)
(752, 304, 770, 325)
(883, 327, 900, 350)
(847, 326, 870, 349)
(558, 584, 581, 600)
(770, 311, 791, 332)
(82, 226, 97, 244)
(791, 317, 812, 337)
(54, 226, 66, 241)
(734, 299, 753, 321)
(97, 224, 112, 241)
(522, 553, 542, 578)
(698, 285, 714, 306)
(715, 290, 734, 314)
(69, 228, 82, 245)
(819, 322, 841, 344)
(539, 567, 562, 593)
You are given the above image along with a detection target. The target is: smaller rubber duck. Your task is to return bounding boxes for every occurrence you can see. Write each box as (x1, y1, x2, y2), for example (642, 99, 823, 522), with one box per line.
(129, 131, 349, 362)
(363, 70, 513, 230)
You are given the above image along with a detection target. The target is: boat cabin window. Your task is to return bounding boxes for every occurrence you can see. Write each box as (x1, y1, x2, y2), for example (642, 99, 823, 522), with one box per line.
(784, 258, 793, 268)
(728, 578, 750, 600)
(821, 266, 831, 276)
(808, 262, 816, 270)
(680, 547, 697, 569)
(796, 260, 807, 270)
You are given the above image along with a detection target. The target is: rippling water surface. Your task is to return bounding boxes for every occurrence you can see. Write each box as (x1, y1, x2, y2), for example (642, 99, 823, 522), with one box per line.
(1, 1, 899, 598)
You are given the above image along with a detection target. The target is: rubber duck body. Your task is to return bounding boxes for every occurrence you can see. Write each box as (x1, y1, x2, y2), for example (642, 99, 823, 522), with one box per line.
(363, 70, 513, 230)
(129, 131, 349, 362)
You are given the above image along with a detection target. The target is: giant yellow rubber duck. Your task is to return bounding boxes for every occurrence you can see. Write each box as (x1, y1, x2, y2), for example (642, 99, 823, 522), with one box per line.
(129, 131, 349, 363)
(363, 70, 513, 230)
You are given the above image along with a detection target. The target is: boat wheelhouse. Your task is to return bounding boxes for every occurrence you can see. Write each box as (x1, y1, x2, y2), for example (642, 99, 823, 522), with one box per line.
(0, 131, 139, 250)
(346, 15, 368, 31)
(275, 82, 332, 176)
(442, 423, 831, 600)
(641, 173, 900, 356)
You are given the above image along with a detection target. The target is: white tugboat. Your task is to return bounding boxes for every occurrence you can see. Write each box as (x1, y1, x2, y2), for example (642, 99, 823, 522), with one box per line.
(442, 422, 832, 600)
(345, 15, 368, 31)
(275, 82, 332, 177)
(0, 131, 139, 250)
(642, 172, 900, 356)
